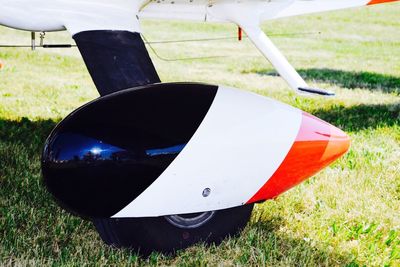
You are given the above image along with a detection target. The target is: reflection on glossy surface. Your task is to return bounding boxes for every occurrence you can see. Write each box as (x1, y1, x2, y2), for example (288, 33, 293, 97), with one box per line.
(146, 144, 186, 157)
(48, 133, 127, 163)
(46, 132, 186, 169)
(248, 112, 350, 203)
(42, 83, 218, 218)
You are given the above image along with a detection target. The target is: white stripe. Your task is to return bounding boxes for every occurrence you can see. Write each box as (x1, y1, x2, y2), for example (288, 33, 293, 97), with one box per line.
(113, 87, 302, 218)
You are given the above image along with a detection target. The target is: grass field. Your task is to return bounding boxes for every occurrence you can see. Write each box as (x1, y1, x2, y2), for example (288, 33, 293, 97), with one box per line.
(1, 3, 400, 266)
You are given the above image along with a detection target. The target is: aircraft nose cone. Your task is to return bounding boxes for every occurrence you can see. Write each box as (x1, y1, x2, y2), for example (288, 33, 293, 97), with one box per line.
(324, 123, 350, 161)
(248, 112, 350, 203)
(297, 112, 350, 165)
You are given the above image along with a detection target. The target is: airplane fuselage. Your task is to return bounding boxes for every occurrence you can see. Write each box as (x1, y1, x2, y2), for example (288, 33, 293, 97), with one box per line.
(0, 0, 146, 34)
(0, 0, 385, 34)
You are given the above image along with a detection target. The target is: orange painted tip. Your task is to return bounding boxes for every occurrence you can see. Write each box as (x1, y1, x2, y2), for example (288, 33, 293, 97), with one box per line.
(247, 112, 350, 204)
(0, 61, 4, 70)
(367, 0, 399, 5)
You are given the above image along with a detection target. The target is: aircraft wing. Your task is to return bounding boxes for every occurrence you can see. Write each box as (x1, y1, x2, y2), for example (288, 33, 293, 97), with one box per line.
(139, 0, 398, 96)
(140, 0, 208, 22)
(272, 0, 399, 19)
(1, 0, 396, 97)
(139, 0, 399, 22)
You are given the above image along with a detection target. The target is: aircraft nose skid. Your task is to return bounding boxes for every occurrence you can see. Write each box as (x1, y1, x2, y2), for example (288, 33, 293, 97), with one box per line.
(248, 112, 350, 203)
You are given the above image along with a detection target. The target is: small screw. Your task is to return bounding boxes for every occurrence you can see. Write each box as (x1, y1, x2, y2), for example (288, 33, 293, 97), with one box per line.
(202, 188, 211, 197)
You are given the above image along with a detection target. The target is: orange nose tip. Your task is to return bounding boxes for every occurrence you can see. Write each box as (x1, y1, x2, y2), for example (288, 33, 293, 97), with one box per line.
(367, 0, 399, 5)
(247, 112, 350, 204)
(293, 112, 350, 165)
(322, 124, 350, 163)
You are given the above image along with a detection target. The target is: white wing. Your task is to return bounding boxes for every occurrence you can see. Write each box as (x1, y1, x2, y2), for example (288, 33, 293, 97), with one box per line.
(139, 0, 399, 22)
(273, 0, 379, 19)
(140, 0, 208, 21)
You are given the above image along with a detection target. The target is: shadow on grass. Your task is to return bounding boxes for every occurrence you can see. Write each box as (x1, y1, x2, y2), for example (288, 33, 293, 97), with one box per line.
(252, 68, 400, 94)
(0, 117, 58, 150)
(0, 114, 396, 265)
(311, 102, 400, 132)
(299, 69, 400, 94)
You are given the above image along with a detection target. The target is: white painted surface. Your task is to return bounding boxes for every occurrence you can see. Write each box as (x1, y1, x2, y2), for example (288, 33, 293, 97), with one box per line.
(141, 0, 372, 22)
(206, 0, 295, 24)
(140, 0, 208, 21)
(0, 0, 374, 34)
(0, 0, 147, 34)
(113, 86, 302, 218)
(273, 0, 370, 19)
(205, 1, 311, 93)
(244, 26, 309, 93)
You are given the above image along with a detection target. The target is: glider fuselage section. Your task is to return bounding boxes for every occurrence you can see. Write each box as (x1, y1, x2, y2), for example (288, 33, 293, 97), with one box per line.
(0, 0, 387, 34)
(0, 0, 146, 34)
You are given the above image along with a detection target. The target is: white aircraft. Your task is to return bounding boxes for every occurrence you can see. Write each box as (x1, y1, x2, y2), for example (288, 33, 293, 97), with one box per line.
(0, 0, 397, 255)
(1, 0, 397, 94)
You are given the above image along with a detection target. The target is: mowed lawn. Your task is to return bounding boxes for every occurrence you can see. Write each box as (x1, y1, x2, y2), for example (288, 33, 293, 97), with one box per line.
(0, 3, 399, 266)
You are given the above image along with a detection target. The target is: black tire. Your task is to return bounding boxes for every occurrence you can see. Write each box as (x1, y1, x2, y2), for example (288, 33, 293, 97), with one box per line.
(93, 204, 254, 256)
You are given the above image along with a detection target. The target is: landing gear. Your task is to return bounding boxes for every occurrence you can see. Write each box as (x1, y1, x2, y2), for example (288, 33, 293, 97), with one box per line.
(93, 205, 254, 255)
(42, 83, 255, 255)
(40, 30, 350, 257)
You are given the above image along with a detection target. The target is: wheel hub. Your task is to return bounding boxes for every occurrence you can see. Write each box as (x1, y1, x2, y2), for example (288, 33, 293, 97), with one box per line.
(164, 211, 216, 229)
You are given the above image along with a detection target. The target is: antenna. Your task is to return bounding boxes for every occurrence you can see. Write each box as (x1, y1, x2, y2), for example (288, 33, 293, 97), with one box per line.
(31, 32, 36, 51)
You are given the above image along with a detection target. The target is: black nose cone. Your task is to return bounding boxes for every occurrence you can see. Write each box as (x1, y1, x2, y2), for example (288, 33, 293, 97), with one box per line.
(42, 83, 218, 218)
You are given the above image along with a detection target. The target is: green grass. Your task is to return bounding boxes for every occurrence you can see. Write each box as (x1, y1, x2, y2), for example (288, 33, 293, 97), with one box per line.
(1, 3, 399, 266)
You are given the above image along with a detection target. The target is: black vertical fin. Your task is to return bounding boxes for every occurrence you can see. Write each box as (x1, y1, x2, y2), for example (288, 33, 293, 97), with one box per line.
(73, 30, 160, 96)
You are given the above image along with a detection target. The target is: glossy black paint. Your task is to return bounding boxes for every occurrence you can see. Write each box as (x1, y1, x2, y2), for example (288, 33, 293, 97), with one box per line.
(73, 30, 161, 96)
(42, 83, 218, 218)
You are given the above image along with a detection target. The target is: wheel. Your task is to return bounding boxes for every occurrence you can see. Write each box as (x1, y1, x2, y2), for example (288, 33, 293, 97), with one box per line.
(93, 204, 254, 255)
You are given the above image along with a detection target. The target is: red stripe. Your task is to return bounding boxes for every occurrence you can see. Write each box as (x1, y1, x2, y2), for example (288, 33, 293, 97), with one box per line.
(247, 113, 350, 203)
